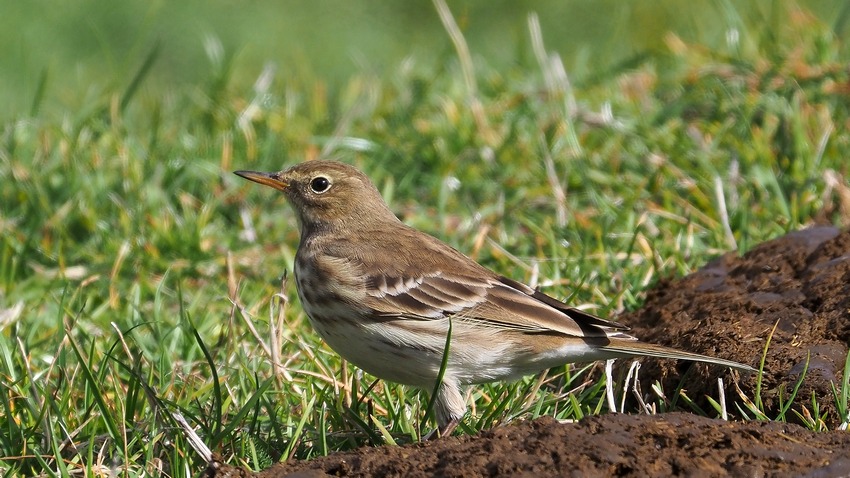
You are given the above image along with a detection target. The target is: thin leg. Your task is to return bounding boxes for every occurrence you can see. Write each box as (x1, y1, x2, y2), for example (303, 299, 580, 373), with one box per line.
(439, 417, 460, 437)
(423, 378, 465, 440)
(423, 417, 460, 441)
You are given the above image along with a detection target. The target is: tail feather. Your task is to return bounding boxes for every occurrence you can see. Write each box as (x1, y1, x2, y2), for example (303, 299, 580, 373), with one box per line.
(602, 341, 756, 373)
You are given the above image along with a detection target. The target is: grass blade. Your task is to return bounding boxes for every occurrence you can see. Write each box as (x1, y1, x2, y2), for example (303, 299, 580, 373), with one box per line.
(424, 318, 452, 437)
(120, 42, 160, 113)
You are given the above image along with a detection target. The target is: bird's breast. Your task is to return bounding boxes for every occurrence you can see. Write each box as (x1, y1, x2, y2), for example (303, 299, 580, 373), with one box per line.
(293, 249, 370, 324)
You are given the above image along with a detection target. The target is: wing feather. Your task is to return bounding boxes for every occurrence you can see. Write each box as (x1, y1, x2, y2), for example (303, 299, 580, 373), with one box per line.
(323, 225, 630, 340)
(363, 271, 627, 339)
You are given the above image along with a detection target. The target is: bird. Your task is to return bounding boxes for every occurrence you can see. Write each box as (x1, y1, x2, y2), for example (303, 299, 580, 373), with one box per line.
(234, 160, 754, 438)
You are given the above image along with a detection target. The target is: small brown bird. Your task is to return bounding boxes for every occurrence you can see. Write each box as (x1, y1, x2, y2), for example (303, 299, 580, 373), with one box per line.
(235, 161, 754, 437)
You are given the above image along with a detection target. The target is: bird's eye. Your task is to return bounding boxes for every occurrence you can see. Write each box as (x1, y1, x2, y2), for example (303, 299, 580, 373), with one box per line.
(309, 176, 331, 194)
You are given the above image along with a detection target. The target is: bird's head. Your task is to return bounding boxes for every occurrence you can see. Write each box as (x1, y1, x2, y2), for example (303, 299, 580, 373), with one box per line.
(235, 160, 398, 233)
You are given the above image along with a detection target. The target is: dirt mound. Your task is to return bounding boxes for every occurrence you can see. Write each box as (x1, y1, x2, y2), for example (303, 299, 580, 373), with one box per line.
(624, 225, 850, 427)
(209, 413, 850, 477)
(209, 227, 850, 477)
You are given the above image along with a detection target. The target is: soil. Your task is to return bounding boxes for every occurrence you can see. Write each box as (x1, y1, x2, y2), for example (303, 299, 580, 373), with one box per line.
(209, 226, 850, 477)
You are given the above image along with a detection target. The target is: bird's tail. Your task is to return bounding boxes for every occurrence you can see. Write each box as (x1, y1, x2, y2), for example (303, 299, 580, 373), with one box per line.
(602, 340, 756, 372)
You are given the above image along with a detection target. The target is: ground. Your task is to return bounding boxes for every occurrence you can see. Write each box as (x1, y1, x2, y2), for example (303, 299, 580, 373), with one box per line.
(209, 226, 850, 477)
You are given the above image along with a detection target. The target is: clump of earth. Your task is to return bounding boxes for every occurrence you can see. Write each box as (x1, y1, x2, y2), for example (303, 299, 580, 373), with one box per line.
(209, 226, 850, 477)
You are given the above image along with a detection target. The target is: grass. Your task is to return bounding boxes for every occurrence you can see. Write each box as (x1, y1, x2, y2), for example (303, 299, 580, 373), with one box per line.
(2, 1, 850, 475)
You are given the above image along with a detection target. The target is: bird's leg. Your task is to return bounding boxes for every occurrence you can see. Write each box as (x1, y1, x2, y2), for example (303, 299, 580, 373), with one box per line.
(423, 378, 465, 440)
(423, 417, 460, 440)
(439, 417, 460, 437)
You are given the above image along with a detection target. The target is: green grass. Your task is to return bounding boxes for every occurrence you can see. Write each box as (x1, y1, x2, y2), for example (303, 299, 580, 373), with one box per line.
(2, 1, 850, 475)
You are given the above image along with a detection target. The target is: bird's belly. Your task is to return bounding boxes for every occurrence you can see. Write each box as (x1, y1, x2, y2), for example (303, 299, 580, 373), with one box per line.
(312, 317, 441, 387)
(301, 305, 571, 387)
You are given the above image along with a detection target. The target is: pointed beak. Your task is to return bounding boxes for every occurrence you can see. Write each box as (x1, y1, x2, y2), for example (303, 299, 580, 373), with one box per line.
(234, 170, 288, 192)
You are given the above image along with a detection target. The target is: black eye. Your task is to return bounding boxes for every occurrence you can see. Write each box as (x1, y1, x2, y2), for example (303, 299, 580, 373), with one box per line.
(310, 176, 331, 193)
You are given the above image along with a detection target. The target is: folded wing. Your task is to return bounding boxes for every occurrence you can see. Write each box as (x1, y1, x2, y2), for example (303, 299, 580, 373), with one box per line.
(364, 271, 633, 340)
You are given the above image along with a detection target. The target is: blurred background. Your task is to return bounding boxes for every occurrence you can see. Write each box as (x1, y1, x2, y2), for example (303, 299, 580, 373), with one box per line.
(3, 0, 848, 121)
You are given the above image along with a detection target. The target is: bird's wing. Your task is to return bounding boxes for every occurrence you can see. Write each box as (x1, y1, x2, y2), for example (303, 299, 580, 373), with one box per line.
(363, 271, 631, 339)
(321, 224, 631, 340)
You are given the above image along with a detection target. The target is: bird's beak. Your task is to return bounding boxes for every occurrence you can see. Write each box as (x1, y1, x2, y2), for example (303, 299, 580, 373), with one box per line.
(234, 170, 288, 192)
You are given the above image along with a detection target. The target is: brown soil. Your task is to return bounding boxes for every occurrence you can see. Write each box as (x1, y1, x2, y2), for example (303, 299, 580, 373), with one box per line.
(624, 225, 850, 427)
(209, 226, 850, 477)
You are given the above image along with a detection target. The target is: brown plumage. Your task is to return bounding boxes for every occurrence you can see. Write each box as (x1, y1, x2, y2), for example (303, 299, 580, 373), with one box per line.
(235, 160, 754, 437)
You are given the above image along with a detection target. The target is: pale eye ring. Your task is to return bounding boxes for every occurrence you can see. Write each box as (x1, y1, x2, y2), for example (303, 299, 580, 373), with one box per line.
(310, 176, 331, 193)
